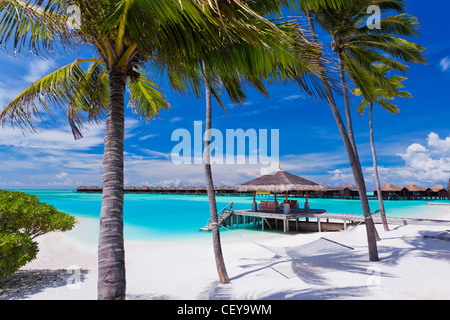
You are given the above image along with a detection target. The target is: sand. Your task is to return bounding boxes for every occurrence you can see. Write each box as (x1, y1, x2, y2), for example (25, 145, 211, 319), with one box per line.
(1, 204, 450, 300)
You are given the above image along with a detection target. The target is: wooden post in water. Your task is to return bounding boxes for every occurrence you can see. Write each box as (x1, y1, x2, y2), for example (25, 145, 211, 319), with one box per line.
(305, 190, 310, 211)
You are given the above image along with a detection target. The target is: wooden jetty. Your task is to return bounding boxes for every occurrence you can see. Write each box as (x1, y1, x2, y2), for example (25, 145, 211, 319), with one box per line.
(200, 202, 450, 233)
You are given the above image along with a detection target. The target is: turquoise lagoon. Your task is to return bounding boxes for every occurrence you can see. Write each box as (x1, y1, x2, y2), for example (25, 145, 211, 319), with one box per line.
(21, 190, 444, 241)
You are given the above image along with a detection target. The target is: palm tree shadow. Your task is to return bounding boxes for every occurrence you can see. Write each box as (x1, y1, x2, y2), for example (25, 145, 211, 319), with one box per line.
(0, 269, 88, 300)
(127, 293, 176, 300)
(213, 230, 450, 300)
(406, 230, 450, 262)
(259, 285, 370, 300)
(232, 239, 376, 287)
(225, 252, 374, 300)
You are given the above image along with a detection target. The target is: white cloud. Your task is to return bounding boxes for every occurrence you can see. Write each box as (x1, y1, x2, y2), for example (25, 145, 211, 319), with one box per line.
(440, 56, 450, 72)
(281, 94, 304, 101)
(427, 132, 450, 154)
(382, 132, 450, 186)
(0, 147, 104, 189)
(0, 84, 22, 107)
(0, 123, 105, 150)
(169, 117, 183, 123)
(327, 169, 355, 185)
(22, 59, 56, 83)
(56, 171, 69, 179)
(311, 132, 450, 189)
(141, 148, 171, 159)
(139, 134, 160, 141)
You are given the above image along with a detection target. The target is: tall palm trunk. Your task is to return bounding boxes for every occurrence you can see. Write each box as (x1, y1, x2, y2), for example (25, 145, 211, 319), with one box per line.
(306, 10, 379, 261)
(448, 178, 450, 204)
(338, 49, 384, 238)
(337, 51, 359, 160)
(370, 103, 389, 231)
(98, 69, 127, 300)
(203, 76, 230, 284)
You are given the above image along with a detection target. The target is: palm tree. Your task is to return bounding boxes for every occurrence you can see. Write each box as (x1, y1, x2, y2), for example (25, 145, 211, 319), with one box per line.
(0, 0, 320, 298)
(312, 0, 425, 158)
(157, 16, 322, 283)
(353, 64, 412, 231)
(202, 72, 260, 285)
(448, 177, 450, 204)
(297, 0, 425, 261)
(299, 4, 379, 261)
(311, 0, 425, 234)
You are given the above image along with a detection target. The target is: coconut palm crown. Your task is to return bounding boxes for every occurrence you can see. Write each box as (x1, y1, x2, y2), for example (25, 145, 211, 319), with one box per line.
(0, 0, 328, 300)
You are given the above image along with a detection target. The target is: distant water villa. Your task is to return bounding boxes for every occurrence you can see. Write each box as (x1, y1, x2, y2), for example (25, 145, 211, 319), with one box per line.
(77, 182, 449, 201)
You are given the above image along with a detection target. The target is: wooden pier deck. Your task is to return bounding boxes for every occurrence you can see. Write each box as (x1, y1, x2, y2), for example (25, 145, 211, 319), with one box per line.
(225, 209, 450, 233)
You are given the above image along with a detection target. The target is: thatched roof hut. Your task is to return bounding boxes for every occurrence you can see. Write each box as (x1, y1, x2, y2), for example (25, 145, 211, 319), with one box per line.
(324, 184, 358, 197)
(431, 185, 447, 192)
(380, 183, 403, 192)
(404, 184, 429, 192)
(338, 184, 358, 191)
(373, 183, 403, 198)
(236, 168, 326, 193)
(402, 184, 431, 199)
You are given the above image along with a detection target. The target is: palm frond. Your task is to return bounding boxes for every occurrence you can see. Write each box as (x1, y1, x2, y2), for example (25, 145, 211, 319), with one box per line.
(128, 72, 170, 121)
(345, 45, 409, 72)
(357, 13, 420, 37)
(343, 54, 375, 99)
(0, 0, 72, 56)
(351, 62, 412, 115)
(378, 98, 399, 114)
(347, 34, 426, 64)
(1, 59, 108, 138)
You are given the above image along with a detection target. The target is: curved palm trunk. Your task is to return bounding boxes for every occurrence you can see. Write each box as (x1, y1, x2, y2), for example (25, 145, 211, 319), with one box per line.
(337, 52, 359, 160)
(306, 10, 379, 261)
(338, 49, 383, 238)
(447, 178, 450, 203)
(370, 103, 389, 231)
(98, 69, 127, 300)
(203, 76, 230, 284)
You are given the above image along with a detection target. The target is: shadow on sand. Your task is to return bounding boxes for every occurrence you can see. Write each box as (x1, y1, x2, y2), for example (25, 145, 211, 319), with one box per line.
(0, 268, 89, 300)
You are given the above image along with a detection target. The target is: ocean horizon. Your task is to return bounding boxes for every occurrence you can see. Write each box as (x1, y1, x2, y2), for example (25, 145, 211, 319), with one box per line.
(15, 189, 447, 242)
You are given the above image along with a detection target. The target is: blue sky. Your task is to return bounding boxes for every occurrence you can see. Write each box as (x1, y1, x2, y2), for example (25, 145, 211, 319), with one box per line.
(0, 0, 449, 190)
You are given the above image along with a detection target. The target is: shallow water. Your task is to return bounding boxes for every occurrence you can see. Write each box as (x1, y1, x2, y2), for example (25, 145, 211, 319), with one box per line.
(20, 190, 447, 241)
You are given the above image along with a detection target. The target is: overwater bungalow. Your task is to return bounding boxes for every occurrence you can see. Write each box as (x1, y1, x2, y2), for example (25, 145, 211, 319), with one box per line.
(339, 184, 359, 198)
(403, 184, 431, 200)
(325, 184, 359, 199)
(430, 185, 449, 200)
(77, 185, 102, 193)
(216, 185, 235, 194)
(235, 167, 327, 213)
(374, 183, 403, 200)
(324, 186, 341, 198)
(204, 167, 329, 233)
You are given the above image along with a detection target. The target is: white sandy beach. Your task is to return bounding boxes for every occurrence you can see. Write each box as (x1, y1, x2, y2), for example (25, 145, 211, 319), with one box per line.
(1, 204, 450, 300)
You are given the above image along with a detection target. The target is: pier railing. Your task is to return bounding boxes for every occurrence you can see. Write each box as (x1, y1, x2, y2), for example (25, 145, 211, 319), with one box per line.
(200, 202, 234, 231)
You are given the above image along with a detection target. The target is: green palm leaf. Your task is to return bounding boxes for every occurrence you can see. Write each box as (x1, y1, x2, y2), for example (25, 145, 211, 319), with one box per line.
(0, 0, 71, 56)
(128, 72, 170, 121)
(352, 63, 411, 115)
(1, 59, 107, 137)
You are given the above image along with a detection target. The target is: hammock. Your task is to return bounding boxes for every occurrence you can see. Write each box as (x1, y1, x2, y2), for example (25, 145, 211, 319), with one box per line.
(423, 230, 450, 241)
(267, 237, 354, 260)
